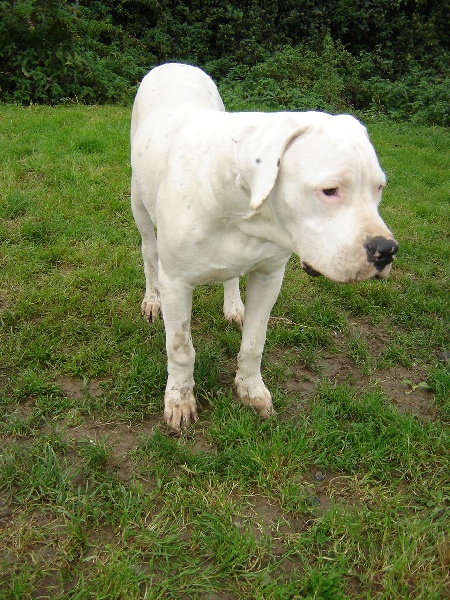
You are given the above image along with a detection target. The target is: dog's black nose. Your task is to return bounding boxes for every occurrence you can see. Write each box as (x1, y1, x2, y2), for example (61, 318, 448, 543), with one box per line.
(364, 236, 398, 270)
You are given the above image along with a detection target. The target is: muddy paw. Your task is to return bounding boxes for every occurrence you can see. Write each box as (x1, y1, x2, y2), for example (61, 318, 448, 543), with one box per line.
(223, 302, 245, 330)
(164, 387, 198, 432)
(141, 292, 161, 323)
(235, 376, 275, 418)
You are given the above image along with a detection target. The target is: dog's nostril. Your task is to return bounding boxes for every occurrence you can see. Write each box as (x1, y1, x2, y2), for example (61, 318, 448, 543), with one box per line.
(364, 236, 398, 269)
(365, 236, 398, 258)
(365, 236, 398, 257)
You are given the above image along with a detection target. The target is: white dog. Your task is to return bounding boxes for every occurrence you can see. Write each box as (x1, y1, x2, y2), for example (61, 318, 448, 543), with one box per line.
(130, 63, 397, 431)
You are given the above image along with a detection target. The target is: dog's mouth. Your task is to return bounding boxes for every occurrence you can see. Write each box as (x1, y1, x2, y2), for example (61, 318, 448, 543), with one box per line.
(302, 261, 393, 282)
(301, 262, 322, 277)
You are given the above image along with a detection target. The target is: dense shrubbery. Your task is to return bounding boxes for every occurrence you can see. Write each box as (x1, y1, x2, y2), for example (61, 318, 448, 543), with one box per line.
(218, 40, 450, 125)
(0, 0, 145, 103)
(1, 0, 449, 124)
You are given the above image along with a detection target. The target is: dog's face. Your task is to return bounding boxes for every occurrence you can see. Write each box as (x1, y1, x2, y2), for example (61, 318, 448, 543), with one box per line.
(235, 113, 397, 283)
(278, 115, 397, 283)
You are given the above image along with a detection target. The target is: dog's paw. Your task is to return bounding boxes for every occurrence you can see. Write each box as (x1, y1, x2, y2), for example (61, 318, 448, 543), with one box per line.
(235, 375, 275, 418)
(164, 387, 198, 432)
(141, 291, 161, 323)
(223, 300, 245, 330)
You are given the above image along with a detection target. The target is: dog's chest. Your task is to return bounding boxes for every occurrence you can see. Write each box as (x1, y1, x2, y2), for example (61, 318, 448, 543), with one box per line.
(172, 222, 290, 285)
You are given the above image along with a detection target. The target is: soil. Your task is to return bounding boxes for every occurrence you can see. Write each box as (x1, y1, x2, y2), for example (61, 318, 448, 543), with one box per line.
(274, 355, 436, 425)
(54, 375, 109, 400)
(276, 317, 437, 421)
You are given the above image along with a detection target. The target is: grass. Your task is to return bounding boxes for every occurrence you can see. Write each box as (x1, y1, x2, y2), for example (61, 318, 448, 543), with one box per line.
(0, 104, 449, 599)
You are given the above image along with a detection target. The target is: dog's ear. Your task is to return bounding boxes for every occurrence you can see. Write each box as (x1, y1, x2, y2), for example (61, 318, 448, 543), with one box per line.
(233, 118, 308, 210)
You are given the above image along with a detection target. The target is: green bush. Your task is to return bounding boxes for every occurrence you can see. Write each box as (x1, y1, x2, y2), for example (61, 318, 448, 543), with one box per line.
(220, 40, 449, 126)
(0, 0, 147, 104)
(0, 0, 448, 125)
(363, 69, 450, 126)
(219, 37, 359, 113)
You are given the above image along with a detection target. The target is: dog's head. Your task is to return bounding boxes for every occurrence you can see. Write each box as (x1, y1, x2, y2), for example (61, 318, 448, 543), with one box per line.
(234, 112, 397, 283)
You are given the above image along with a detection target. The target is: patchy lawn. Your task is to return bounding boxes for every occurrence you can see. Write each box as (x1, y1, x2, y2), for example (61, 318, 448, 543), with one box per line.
(0, 106, 449, 599)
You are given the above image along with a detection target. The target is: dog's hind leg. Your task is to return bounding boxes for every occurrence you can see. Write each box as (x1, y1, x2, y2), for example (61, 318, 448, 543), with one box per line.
(223, 278, 245, 329)
(131, 177, 161, 322)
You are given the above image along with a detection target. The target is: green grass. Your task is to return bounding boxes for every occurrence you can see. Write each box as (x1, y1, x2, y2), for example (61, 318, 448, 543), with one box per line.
(0, 105, 449, 599)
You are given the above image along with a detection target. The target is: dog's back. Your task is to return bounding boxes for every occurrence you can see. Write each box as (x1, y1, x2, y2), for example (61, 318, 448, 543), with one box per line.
(131, 63, 224, 144)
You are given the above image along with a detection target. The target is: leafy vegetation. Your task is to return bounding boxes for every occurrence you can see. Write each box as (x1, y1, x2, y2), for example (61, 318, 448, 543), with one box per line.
(1, 0, 449, 124)
(0, 99, 449, 597)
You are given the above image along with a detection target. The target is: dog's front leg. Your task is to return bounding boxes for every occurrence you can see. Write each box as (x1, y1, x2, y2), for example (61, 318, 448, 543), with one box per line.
(158, 269, 197, 431)
(235, 266, 286, 417)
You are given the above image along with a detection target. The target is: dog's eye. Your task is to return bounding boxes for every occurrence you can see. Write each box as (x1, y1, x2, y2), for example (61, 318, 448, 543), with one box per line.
(323, 188, 338, 196)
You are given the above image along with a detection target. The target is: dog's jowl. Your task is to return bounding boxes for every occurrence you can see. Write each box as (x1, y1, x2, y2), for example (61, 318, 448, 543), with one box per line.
(130, 63, 397, 431)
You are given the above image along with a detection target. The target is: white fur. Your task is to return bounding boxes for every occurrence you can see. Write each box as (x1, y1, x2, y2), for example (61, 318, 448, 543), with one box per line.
(130, 63, 395, 431)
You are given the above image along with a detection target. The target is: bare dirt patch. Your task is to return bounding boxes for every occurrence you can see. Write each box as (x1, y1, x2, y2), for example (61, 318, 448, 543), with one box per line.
(63, 418, 159, 483)
(276, 318, 438, 421)
(374, 366, 435, 420)
(249, 495, 308, 540)
(190, 426, 216, 453)
(349, 318, 392, 355)
(54, 375, 109, 400)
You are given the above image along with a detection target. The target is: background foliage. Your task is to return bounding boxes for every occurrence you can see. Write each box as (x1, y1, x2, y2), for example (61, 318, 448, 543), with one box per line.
(1, 0, 449, 123)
